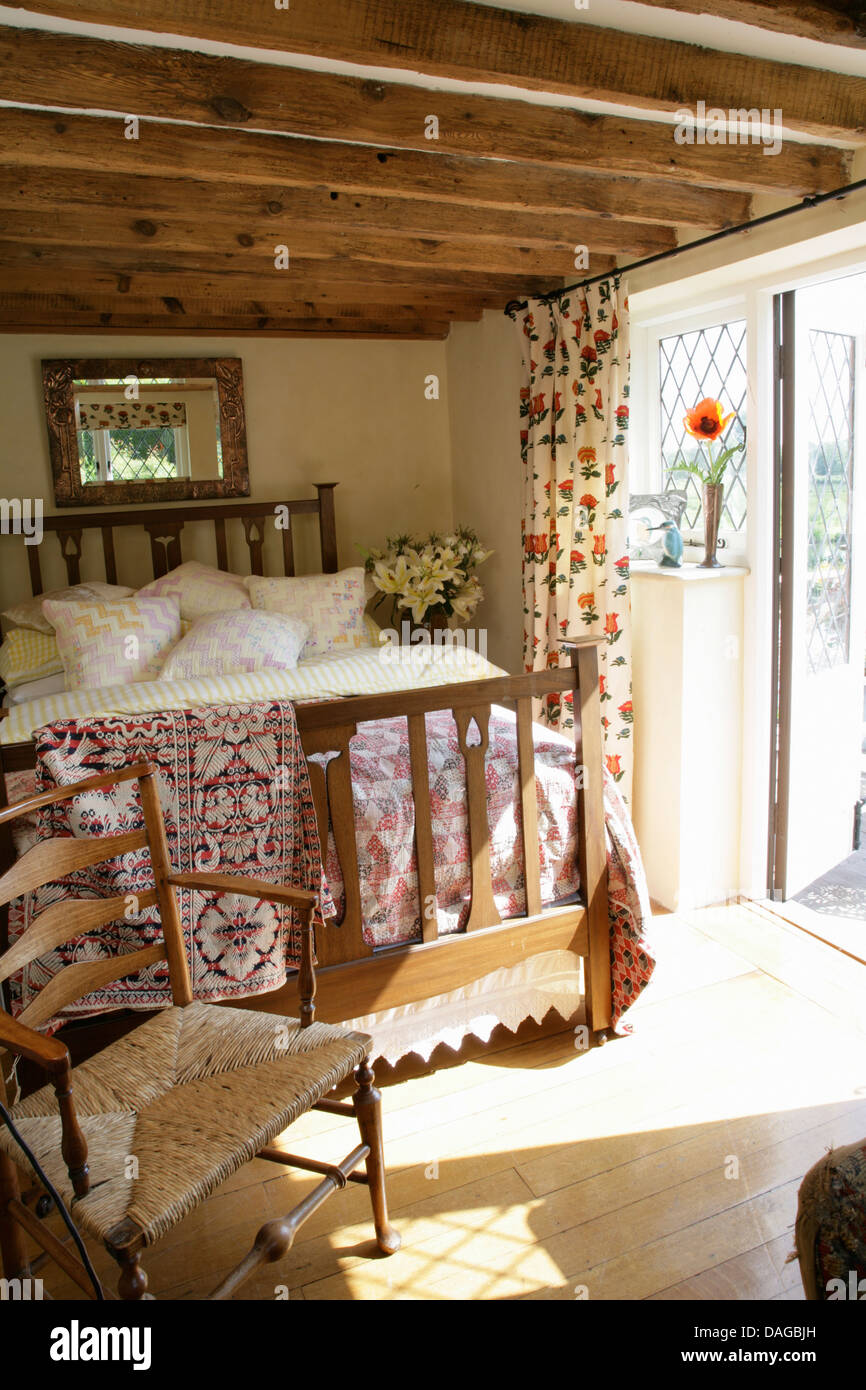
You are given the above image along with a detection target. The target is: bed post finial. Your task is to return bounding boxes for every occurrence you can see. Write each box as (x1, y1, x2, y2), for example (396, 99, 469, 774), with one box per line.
(315, 483, 339, 574)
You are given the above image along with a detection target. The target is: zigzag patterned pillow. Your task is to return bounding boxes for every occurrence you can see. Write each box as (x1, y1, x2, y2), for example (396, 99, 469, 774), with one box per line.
(43, 597, 182, 690)
(246, 568, 368, 659)
(159, 610, 308, 681)
(3, 582, 135, 635)
(137, 561, 251, 622)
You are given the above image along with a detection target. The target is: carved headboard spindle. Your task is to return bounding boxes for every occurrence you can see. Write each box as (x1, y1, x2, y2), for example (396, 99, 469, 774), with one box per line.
(213, 518, 229, 572)
(101, 526, 118, 585)
(316, 484, 338, 574)
(56, 529, 84, 587)
(241, 516, 267, 576)
(144, 522, 184, 579)
(27, 546, 43, 598)
(281, 523, 295, 578)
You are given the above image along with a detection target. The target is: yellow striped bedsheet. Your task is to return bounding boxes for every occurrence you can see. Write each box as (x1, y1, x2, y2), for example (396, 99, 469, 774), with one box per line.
(1, 645, 505, 746)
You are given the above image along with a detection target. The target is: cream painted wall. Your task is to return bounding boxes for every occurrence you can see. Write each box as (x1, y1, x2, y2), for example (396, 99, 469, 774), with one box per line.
(446, 312, 524, 673)
(0, 332, 453, 614)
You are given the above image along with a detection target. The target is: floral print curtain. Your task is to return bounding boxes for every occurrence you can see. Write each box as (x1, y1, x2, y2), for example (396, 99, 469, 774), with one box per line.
(511, 277, 633, 801)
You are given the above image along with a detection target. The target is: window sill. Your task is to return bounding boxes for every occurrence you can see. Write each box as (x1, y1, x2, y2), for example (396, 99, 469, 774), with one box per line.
(630, 559, 750, 581)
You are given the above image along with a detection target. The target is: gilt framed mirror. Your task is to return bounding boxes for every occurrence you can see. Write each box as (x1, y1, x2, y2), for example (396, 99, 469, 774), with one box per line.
(42, 356, 250, 507)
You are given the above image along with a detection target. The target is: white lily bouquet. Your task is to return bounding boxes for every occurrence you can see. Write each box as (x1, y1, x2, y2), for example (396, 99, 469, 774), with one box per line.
(360, 527, 491, 629)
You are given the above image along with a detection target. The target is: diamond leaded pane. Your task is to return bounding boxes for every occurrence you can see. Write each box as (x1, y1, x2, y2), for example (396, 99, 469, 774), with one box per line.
(107, 427, 178, 481)
(805, 329, 855, 674)
(658, 320, 747, 530)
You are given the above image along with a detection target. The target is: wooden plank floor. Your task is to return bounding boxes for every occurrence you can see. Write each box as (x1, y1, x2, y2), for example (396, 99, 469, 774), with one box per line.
(18, 902, 866, 1300)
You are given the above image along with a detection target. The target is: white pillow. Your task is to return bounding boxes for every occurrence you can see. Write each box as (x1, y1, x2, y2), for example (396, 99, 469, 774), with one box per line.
(159, 610, 308, 681)
(4, 672, 67, 706)
(245, 568, 369, 659)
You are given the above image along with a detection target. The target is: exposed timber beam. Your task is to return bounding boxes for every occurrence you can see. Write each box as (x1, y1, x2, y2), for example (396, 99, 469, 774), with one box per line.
(0, 27, 848, 196)
(622, 0, 866, 50)
(0, 108, 751, 230)
(15, 0, 866, 140)
(0, 207, 676, 272)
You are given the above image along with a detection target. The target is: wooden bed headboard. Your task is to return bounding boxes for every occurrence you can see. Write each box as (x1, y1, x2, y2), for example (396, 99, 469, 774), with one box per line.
(15, 482, 339, 598)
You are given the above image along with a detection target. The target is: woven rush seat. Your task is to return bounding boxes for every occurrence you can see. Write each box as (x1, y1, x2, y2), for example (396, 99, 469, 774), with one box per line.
(1, 1002, 371, 1247)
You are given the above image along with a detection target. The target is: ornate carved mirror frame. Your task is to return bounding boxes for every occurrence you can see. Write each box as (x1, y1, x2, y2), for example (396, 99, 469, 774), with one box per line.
(42, 356, 250, 507)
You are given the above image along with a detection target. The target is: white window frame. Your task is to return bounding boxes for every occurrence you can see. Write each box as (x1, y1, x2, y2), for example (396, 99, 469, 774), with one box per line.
(83, 424, 191, 483)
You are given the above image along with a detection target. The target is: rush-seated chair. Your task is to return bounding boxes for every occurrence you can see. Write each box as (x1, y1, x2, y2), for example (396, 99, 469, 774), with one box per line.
(0, 762, 400, 1300)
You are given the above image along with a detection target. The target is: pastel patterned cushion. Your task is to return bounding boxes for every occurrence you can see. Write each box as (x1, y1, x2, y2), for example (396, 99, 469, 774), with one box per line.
(137, 562, 251, 623)
(3, 582, 135, 635)
(43, 597, 182, 690)
(159, 610, 308, 681)
(246, 568, 368, 659)
(0, 628, 64, 688)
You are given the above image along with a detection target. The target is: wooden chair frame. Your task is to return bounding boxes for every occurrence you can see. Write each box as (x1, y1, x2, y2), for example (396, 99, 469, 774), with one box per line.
(0, 762, 399, 1300)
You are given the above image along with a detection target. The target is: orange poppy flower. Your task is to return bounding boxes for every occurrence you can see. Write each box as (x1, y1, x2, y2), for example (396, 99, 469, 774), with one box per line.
(683, 398, 734, 442)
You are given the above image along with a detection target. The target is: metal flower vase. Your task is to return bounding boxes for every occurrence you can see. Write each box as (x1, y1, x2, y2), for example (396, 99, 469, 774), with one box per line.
(701, 483, 724, 568)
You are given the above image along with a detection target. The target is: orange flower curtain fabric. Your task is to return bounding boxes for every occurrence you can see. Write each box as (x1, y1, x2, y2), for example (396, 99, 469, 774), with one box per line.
(512, 278, 633, 800)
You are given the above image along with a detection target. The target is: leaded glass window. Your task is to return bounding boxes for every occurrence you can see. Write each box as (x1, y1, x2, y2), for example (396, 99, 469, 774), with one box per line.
(659, 320, 748, 531)
(805, 328, 855, 673)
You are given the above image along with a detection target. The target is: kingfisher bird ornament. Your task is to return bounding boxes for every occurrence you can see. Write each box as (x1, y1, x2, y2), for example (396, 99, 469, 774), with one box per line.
(652, 520, 683, 568)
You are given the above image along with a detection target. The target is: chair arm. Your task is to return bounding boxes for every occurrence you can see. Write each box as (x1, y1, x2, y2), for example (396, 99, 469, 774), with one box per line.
(167, 871, 318, 912)
(0, 1010, 90, 1197)
(0, 1009, 69, 1075)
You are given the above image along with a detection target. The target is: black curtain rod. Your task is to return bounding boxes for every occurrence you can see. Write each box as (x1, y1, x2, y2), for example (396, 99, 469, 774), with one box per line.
(503, 174, 866, 317)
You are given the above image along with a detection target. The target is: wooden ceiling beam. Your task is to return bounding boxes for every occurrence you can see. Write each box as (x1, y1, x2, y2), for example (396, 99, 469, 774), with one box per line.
(621, 0, 866, 50)
(0, 292, 484, 322)
(0, 169, 691, 252)
(17, 0, 866, 140)
(0, 27, 848, 196)
(0, 108, 751, 230)
(0, 250, 570, 307)
(0, 207, 674, 273)
(0, 312, 454, 339)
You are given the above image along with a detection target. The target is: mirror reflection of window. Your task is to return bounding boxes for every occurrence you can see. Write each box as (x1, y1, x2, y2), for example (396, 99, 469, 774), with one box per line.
(72, 378, 224, 486)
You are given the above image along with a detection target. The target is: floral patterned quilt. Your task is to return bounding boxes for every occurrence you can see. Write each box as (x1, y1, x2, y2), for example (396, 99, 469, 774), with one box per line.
(6, 700, 654, 1030)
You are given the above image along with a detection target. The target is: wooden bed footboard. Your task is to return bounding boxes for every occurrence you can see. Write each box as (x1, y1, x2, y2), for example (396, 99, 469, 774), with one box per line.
(283, 640, 611, 1033)
(0, 644, 611, 1038)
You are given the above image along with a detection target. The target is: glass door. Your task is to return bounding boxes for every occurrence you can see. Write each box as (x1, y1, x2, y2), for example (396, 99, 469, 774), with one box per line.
(770, 272, 866, 901)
